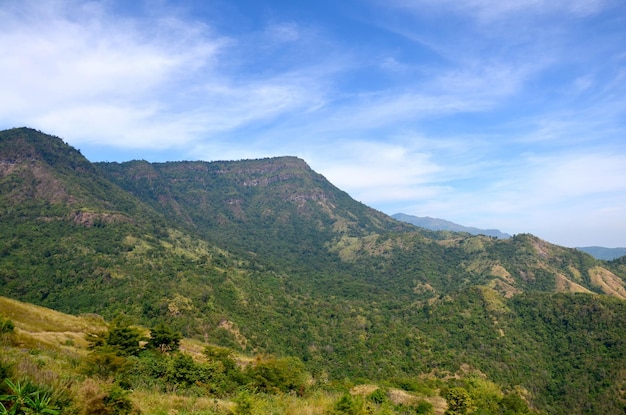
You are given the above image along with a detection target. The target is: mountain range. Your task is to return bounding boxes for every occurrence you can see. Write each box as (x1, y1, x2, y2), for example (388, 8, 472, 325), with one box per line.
(2, 127, 626, 414)
(391, 213, 511, 239)
(576, 246, 626, 261)
(392, 213, 626, 261)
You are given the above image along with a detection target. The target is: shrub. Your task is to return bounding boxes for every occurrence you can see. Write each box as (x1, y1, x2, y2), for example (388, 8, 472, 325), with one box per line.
(415, 400, 434, 414)
(77, 380, 139, 415)
(329, 393, 365, 415)
(443, 387, 475, 415)
(246, 356, 307, 394)
(107, 317, 145, 356)
(147, 323, 181, 353)
(81, 349, 130, 379)
(367, 388, 388, 404)
(0, 318, 14, 335)
(233, 391, 254, 415)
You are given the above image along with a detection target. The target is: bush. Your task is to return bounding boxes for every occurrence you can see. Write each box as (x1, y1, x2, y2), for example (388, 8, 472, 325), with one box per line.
(0, 318, 14, 334)
(147, 323, 181, 353)
(107, 317, 145, 356)
(233, 391, 254, 415)
(443, 387, 475, 415)
(78, 380, 140, 415)
(329, 393, 366, 415)
(246, 356, 307, 394)
(415, 400, 434, 414)
(367, 388, 388, 404)
(81, 349, 130, 379)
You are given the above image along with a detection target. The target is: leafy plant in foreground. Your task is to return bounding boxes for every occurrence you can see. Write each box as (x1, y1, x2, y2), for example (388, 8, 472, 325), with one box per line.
(0, 379, 59, 415)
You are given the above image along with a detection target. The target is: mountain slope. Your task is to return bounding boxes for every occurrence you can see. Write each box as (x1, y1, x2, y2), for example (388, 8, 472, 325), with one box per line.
(392, 212, 511, 239)
(2, 127, 626, 413)
(95, 159, 626, 303)
(96, 158, 412, 272)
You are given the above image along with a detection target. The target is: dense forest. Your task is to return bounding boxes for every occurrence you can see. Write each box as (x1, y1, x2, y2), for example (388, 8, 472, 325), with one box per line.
(1, 127, 626, 414)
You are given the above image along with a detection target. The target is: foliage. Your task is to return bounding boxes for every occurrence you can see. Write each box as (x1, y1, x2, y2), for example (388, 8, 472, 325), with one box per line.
(246, 356, 307, 394)
(0, 318, 14, 335)
(78, 381, 140, 415)
(0, 379, 59, 415)
(106, 316, 145, 356)
(367, 388, 388, 405)
(233, 391, 254, 415)
(81, 349, 130, 379)
(414, 400, 434, 414)
(147, 323, 181, 353)
(443, 387, 475, 415)
(329, 393, 366, 415)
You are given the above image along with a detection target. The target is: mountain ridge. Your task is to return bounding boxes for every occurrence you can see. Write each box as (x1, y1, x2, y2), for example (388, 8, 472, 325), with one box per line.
(392, 212, 511, 239)
(576, 246, 626, 261)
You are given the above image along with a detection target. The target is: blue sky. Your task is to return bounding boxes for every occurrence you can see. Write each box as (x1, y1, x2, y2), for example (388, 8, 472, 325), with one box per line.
(1, 0, 625, 247)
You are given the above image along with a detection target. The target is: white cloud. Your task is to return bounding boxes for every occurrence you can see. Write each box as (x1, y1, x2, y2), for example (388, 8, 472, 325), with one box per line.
(1, 0, 624, 247)
(526, 153, 626, 201)
(0, 0, 224, 142)
(388, 0, 612, 21)
(0, 0, 333, 149)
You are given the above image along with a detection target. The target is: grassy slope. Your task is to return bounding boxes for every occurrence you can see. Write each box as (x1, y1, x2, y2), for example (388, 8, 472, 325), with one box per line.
(0, 296, 450, 415)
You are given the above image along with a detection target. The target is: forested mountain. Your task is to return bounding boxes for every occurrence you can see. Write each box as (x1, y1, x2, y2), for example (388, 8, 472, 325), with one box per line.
(2, 127, 626, 414)
(96, 156, 411, 274)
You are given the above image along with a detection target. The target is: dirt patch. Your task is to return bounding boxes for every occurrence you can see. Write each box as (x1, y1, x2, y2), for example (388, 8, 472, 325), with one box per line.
(589, 267, 626, 299)
(554, 273, 592, 294)
(69, 210, 130, 227)
(217, 319, 248, 350)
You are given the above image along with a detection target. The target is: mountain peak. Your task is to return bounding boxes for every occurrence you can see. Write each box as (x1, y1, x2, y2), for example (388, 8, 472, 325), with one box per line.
(0, 127, 93, 173)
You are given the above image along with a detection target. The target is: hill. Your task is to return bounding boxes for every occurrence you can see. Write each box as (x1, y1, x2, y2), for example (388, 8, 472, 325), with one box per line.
(576, 246, 626, 260)
(3, 295, 455, 414)
(96, 157, 411, 274)
(2, 127, 626, 413)
(392, 212, 511, 239)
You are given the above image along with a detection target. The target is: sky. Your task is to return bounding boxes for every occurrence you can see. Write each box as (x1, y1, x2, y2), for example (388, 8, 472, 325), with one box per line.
(1, 0, 626, 248)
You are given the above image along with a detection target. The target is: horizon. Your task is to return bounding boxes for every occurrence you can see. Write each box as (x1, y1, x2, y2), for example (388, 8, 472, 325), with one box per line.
(1, 0, 625, 248)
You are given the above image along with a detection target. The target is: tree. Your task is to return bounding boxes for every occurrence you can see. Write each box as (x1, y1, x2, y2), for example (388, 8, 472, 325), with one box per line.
(147, 323, 181, 353)
(444, 387, 475, 415)
(106, 316, 144, 356)
(246, 356, 307, 394)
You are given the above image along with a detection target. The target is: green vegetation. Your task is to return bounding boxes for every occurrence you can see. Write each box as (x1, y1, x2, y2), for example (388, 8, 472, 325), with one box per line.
(1, 127, 626, 413)
(1, 298, 536, 414)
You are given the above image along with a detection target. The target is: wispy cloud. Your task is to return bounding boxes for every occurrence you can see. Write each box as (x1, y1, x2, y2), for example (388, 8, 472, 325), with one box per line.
(387, 0, 612, 21)
(1, 0, 624, 246)
(0, 0, 337, 149)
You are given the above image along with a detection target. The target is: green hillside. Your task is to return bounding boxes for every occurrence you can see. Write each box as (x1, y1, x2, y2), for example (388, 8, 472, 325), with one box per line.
(2, 127, 626, 414)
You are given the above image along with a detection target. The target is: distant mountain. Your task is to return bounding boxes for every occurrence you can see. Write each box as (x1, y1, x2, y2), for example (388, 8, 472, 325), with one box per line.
(392, 212, 511, 239)
(576, 246, 626, 261)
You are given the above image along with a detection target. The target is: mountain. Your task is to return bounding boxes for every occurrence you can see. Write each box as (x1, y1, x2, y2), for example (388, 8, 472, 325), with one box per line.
(576, 246, 626, 261)
(392, 212, 511, 239)
(96, 157, 411, 274)
(2, 127, 626, 414)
